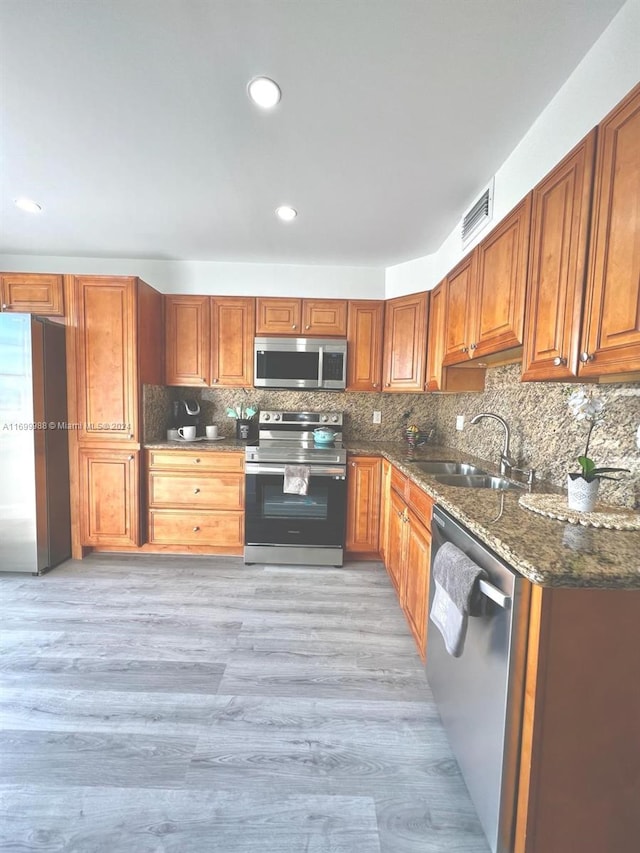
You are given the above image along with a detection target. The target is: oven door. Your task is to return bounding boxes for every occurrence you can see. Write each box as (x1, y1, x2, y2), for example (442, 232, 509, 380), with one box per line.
(245, 463, 346, 547)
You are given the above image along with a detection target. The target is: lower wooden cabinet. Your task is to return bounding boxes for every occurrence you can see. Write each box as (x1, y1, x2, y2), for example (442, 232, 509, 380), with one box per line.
(345, 456, 381, 556)
(79, 447, 140, 546)
(383, 465, 434, 659)
(147, 450, 244, 549)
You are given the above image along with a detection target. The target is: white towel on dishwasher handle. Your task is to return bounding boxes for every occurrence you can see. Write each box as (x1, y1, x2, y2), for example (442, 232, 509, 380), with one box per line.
(283, 465, 310, 495)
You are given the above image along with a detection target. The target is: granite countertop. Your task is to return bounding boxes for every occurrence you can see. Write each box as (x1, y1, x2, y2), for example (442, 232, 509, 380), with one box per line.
(345, 440, 640, 591)
(143, 437, 640, 589)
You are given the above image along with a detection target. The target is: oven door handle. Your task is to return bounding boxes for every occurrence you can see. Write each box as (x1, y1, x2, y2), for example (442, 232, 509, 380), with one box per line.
(245, 463, 346, 479)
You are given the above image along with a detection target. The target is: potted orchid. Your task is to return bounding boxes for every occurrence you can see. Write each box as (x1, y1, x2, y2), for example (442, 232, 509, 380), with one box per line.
(566, 389, 629, 511)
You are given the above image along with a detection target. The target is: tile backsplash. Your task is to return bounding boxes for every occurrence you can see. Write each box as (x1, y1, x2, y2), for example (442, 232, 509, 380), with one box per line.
(144, 365, 639, 508)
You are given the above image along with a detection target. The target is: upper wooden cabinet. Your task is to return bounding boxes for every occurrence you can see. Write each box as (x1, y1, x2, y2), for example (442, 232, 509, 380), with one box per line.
(579, 83, 640, 378)
(74, 277, 139, 442)
(345, 455, 382, 555)
(211, 297, 255, 387)
(382, 291, 428, 392)
(426, 280, 485, 392)
(346, 300, 384, 391)
(522, 131, 597, 381)
(0, 273, 64, 316)
(165, 295, 210, 386)
(443, 195, 531, 365)
(256, 297, 347, 336)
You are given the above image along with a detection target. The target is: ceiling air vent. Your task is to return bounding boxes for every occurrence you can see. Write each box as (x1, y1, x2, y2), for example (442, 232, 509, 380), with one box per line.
(462, 178, 494, 248)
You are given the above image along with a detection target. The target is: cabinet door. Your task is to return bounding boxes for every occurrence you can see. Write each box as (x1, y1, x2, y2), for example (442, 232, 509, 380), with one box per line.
(386, 489, 406, 594)
(346, 300, 384, 391)
(579, 83, 640, 377)
(75, 277, 137, 442)
(382, 292, 428, 392)
(522, 132, 596, 381)
(255, 298, 302, 335)
(473, 194, 532, 358)
(302, 299, 347, 336)
(345, 456, 381, 554)
(443, 252, 477, 366)
(211, 297, 255, 387)
(165, 295, 210, 386)
(79, 448, 139, 546)
(0, 273, 64, 316)
(426, 281, 446, 390)
(403, 511, 432, 661)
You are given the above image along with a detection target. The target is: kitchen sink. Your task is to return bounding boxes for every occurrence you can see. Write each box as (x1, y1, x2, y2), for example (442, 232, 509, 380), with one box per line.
(410, 461, 487, 476)
(435, 474, 524, 490)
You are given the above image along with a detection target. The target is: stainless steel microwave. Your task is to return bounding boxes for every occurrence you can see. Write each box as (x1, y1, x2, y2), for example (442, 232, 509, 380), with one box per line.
(254, 337, 347, 390)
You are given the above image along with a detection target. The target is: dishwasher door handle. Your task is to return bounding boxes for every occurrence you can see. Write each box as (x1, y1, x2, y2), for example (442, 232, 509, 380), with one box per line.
(479, 578, 511, 609)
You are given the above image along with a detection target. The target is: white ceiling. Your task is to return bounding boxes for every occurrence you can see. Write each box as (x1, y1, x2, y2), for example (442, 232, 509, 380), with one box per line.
(0, 0, 627, 267)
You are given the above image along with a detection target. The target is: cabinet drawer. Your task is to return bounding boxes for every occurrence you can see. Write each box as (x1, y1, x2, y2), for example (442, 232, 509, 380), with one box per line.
(147, 450, 244, 472)
(391, 466, 408, 496)
(407, 480, 434, 529)
(148, 471, 244, 510)
(148, 509, 244, 546)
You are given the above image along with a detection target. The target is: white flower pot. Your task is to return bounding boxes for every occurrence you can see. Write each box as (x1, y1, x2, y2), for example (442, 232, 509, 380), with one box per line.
(567, 475, 599, 512)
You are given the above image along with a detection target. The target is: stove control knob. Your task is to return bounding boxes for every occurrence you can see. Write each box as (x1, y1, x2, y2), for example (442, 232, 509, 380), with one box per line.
(273, 413, 281, 421)
(263, 413, 271, 421)
(331, 415, 339, 423)
(321, 415, 328, 422)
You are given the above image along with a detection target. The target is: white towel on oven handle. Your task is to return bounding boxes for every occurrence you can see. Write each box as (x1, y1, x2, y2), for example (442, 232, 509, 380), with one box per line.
(283, 465, 311, 495)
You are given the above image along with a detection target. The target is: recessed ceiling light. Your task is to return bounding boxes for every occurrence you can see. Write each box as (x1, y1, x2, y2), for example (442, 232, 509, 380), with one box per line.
(276, 205, 297, 222)
(14, 197, 43, 214)
(248, 76, 281, 109)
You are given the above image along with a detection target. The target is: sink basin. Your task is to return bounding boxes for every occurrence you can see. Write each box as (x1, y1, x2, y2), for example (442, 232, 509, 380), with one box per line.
(435, 474, 524, 491)
(410, 461, 487, 476)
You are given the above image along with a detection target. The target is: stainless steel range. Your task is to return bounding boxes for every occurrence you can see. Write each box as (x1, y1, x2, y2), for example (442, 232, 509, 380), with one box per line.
(244, 410, 347, 566)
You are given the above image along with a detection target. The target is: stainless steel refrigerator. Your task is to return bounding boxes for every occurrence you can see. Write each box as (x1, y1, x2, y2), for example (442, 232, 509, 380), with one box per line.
(0, 313, 71, 573)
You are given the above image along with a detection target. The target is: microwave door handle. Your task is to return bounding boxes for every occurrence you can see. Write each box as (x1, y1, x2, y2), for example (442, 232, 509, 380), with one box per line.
(317, 346, 324, 387)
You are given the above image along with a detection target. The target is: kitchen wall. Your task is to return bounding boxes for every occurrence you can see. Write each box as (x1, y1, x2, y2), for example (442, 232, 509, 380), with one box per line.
(144, 368, 640, 508)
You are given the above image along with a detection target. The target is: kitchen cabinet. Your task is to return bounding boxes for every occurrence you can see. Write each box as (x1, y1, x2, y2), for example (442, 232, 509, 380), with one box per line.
(0, 273, 64, 316)
(522, 131, 597, 381)
(345, 455, 381, 556)
(147, 450, 244, 550)
(443, 195, 531, 365)
(78, 447, 140, 546)
(578, 83, 640, 378)
(515, 584, 640, 853)
(378, 458, 392, 564)
(346, 300, 384, 391)
(210, 296, 255, 387)
(165, 295, 210, 386)
(255, 297, 347, 336)
(382, 291, 428, 392)
(384, 465, 434, 659)
(426, 280, 486, 392)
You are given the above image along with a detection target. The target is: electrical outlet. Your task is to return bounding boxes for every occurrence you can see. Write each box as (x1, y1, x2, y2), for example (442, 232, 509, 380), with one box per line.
(456, 415, 465, 431)
(372, 411, 382, 424)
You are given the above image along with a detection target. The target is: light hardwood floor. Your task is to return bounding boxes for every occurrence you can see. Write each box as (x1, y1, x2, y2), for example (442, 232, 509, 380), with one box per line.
(0, 554, 489, 852)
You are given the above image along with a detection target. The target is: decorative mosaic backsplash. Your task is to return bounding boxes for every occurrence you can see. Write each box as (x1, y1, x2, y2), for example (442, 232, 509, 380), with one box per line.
(143, 365, 640, 508)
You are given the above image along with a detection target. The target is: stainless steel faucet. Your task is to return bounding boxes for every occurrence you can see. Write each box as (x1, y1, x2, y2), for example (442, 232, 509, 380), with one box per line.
(470, 412, 515, 476)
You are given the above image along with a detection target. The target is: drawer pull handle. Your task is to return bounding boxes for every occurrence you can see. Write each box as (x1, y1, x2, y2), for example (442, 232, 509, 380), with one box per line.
(193, 526, 200, 532)
(194, 488, 200, 493)
(194, 458, 200, 463)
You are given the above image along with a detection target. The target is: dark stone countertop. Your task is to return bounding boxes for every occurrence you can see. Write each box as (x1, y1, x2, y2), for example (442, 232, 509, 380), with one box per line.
(142, 438, 640, 589)
(344, 440, 640, 590)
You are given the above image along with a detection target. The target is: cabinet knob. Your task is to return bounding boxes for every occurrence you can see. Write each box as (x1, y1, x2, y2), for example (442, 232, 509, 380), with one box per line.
(469, 343, 477, 350)
(579, 351, 594, 363)
(292, 324, 297, 329)
(553, 356, 567, 366)
(462, 347, 468, 353)
(305, 324, 310, 330)
(193, 526, 200, 532)
(1, 304, 7, 310)
(373, 382, 378, 388)
(194, 458, 200, 463)
(212, 378, 218, 384)
(128, 433, 133, 439)
(194, 488, 200, 494)
(385, 382, 391, 387)
(128, 454, 134, 460)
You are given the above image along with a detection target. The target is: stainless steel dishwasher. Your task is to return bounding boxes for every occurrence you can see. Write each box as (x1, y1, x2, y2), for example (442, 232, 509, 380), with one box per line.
(426, 505, 531, 853)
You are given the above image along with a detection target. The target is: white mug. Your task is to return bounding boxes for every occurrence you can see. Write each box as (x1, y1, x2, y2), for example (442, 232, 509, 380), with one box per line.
(178, 425, 196, 440)
(206, 425, 218, 439)
(167, 428, 180, 441)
